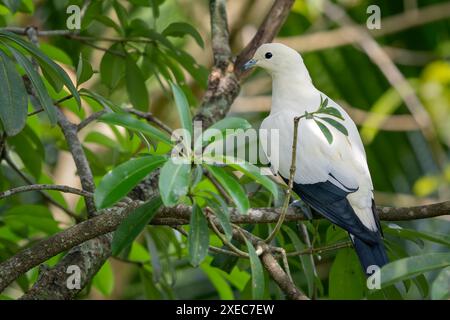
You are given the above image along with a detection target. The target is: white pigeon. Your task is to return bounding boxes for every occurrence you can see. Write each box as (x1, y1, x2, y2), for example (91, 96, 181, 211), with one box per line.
(243, 43, 388, 274)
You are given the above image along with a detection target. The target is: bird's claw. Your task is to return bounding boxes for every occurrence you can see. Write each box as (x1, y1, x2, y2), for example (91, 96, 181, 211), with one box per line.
(289, 200, 314, 220)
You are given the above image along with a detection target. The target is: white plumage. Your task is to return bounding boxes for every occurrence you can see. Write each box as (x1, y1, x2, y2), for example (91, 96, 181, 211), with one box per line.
(244, 43, 388, 272)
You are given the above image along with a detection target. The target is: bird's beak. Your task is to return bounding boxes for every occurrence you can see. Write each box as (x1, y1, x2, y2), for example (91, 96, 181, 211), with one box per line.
(242, 58, 257, 71)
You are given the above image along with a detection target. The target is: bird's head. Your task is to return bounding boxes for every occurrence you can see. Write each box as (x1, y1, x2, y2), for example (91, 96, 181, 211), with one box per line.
(242, 43, 306, 76)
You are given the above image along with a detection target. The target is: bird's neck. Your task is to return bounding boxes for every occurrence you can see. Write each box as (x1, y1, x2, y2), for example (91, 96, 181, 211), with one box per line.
(270, 71, 319, 115)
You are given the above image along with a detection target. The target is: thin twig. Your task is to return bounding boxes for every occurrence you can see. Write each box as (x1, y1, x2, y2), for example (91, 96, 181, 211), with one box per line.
(286, 241, 352, 257)
(3, 155, 80, 221)
(127, 109, 173, 135)
(266, 116, 301, 243)
(0, 184, 93, 200)
(173, 225, 241, 257)
(77, 110, 107, 131)
(206, 211, 249, 258)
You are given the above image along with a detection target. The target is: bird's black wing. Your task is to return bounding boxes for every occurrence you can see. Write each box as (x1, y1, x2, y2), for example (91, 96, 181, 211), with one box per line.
(282, 176, 379, 244)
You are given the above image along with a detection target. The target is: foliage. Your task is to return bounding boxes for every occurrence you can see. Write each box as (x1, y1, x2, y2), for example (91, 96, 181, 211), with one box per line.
(0, 0, 448, 300)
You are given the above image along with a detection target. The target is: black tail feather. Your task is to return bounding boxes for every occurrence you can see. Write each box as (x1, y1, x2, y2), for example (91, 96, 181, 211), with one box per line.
(351, 235, 388, 276)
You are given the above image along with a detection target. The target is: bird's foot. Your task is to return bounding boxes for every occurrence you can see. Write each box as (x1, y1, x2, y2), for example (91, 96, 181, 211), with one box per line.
(289, 200, 313, 220)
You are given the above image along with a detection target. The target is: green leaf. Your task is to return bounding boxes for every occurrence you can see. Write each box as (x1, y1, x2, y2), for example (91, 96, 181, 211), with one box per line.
(198, 117, 252, 148)
(204, 165, 249, 214)
(380, 252, 450, 288)
(385, 224, 450, 248)
(112, 0, 128, 30)
(111, 196, 162, 256)
(0, 50, 27, 136)
(225, 160, 279, 202)
(188, 204, 209, 267)
(320, 107, 344, 120)
(1, 0, 20, 13)
(158, 157, 191, 206)
(7, 125, 44, 178)
(125, 55, 149, 111)
(162, 22, 204, 48)
(169, 81, 192, 136)
(0, 30, 81, 108)
(206, 197, 232, 241)
(92, 261, 115, 297)
(8, 46, 57, 125)
(40, 43, 73, 66)
(201, 263, 234, 299)
(329, 248, 366, 299)
(283, 225, 317, 297)
(2, 205, 59, 234)
(100, 44, 125, 89)
(95, 155, 166, 209)
(76, 53, 93, 86)
(79, 88, 123, 113)
(317, 117, 348, 136)
(431, 267, 450, 300)
(99, 112, 172, 145)
(244, 238, 264, 300)
(314, 119, 333, 144)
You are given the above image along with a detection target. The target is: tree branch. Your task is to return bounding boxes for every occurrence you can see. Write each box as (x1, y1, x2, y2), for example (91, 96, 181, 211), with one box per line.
(235, 0, 295, 77)
(0, 184, 93, 199)
(56, 109, 97, 216)
(278, 2, 450, 53)
(2, 200, 448, 295)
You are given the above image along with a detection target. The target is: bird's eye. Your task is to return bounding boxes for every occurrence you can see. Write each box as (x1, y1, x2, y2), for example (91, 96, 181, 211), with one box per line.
(265, 52, 273, 59)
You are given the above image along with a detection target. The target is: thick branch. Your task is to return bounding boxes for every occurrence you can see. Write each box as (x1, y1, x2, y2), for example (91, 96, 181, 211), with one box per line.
(56, 110, 97, 216)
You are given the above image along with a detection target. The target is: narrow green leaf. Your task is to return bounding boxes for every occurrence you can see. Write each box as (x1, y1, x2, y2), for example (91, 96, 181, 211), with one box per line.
(169, 81, 192, 136)
(95, 155, 166, 209)
(201, 263, 234, 300)
(40, 43, 73, 66)
(100, 44, 125, 89)
(206, 198, 232, 241)
(431, 267, 450, 300)
(112, 0, 128, 29)
(198, 117, 252, 148)
(0, 30, 81, 108)
(225, 159, 279, 202)
(205, 165, 249, 214)
(283, 225, 316, 297)
(320, 107, 344, 120)
(162, 22, 204, 48)
(111, 196, 162, 255)
(158, 157, 191, 206)
(3, 205, 60, 234)
(380, 252, 450, 288)
(385, 224, 450, 248)
(188, 204, 209, 267)
(0, 50, 27, 136)
(317, 117, 348, 136)
(244, 238, 264, 300)
(314, 119, 333, 145)
(76, 53, 93, 86)
(79, 88, 123, 113)
(125, 55, 149, 111)
(8, 46, 57, 125)
(99, 112, 172, 145)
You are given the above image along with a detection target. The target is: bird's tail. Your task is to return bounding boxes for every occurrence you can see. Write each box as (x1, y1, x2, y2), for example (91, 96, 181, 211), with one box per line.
(351, 235, 389, 276)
